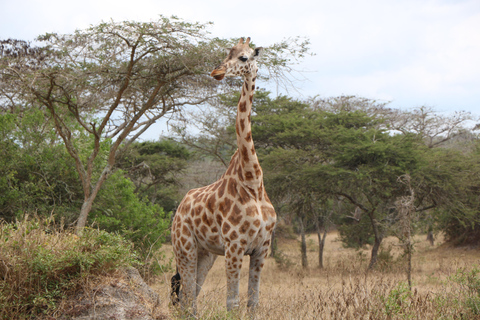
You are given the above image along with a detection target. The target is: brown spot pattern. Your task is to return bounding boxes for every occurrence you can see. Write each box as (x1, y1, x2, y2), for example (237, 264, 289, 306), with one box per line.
(245, 131, 252, 142)
(220, 197, 233, 217)
(206, 194, 216, 213)
(238, 187, 250, 205)
(182, 225, 191, 237)
(239, 100, 247, 112)
(241, 145, 249, 163)
(222, 222, 231, 234)
(227, 178, 237, 196)
(201, 213, 212, 227)
(215, 213, 222, 226)
(228, 204, 243, 226)
(245, 171, 254, 180)
(239, 220, 251, 234)
(180, 237, 187, 246)
(194, 218, 201, 227)
(246, 205, 258, 217)
(217, 179, 227, 198)
(229, 230, 239, 241)
(240, 119, 245, 132)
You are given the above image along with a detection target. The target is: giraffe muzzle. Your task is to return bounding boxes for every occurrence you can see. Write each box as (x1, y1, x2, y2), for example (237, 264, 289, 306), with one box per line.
(211, 67, 226, 81)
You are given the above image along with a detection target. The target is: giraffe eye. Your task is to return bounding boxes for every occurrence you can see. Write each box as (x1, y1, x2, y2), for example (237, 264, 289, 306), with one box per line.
(239, 56, 248, 62)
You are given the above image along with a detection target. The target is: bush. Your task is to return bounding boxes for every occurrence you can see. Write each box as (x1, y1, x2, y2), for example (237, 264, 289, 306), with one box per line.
(450, 265, 480, 315)
(91, 170, 171, 257)
(381, 281, 413, 318)
(337, 216, 374, 249)
(0, 110, 82, 223)
(0, 218, 139, 319)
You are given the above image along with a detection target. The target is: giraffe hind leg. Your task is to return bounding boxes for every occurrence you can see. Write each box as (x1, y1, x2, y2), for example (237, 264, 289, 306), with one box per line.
(171, 271, 181, 305)
(195, 250, 217, 298)
(173, 239, 198, 313)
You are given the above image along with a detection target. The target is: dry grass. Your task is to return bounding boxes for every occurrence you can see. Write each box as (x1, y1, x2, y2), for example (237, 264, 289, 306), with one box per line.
(152, 231, 480, 319)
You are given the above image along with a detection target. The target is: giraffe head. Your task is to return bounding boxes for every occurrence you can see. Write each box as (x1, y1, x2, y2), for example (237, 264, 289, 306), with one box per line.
(211, 37, 263, 81)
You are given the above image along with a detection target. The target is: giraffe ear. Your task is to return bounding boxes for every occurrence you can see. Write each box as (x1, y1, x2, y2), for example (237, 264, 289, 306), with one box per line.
(253, 47, 264, 59)
(224, 48, 232, 55)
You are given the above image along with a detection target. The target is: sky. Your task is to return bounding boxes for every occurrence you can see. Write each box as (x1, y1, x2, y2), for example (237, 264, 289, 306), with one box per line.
(1, 0, 479, 137)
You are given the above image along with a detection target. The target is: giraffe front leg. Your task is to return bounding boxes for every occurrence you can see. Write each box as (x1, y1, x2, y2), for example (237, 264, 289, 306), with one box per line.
(225, 242, 245, 310)
(247, 246, 268, 310)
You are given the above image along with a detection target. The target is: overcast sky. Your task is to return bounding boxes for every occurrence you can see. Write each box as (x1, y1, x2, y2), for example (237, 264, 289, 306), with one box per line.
(1, 0, 479, 120)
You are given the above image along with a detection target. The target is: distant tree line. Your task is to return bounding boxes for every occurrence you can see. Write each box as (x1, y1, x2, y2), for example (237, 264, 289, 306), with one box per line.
(172, 90, 480, 269)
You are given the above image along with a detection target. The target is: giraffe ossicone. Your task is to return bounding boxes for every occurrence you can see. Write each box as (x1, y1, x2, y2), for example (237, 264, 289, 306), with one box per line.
(171, 37, 276, 312)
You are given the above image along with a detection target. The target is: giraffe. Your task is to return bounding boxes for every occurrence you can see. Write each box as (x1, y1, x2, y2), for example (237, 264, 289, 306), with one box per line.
(170, 37, 277, 312)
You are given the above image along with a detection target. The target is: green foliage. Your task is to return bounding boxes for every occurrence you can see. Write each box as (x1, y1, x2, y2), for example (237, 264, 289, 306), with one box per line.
(337, 216, 374, 249)
(0, 109, 172, 255)
(450, 265, 480, 315)
(0, 218, 138, 319)
(91, 170, 171, 256)
(426, 145, 480, 245)
(116, 139, 191, 213)
(381, 281, 413, 318)
(0, 109, 82, 222)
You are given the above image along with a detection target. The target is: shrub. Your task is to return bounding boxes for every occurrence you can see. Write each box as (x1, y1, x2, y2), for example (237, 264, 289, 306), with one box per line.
(337, 216, 374, 249)
(381, 281, 413, 318)
(91, 170, 171, 257)
(0, 218, 138, 319)
(450, 265, 480, 315)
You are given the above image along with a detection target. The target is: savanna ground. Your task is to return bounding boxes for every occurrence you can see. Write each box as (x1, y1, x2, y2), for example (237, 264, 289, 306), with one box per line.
(152, 231, 480, 319)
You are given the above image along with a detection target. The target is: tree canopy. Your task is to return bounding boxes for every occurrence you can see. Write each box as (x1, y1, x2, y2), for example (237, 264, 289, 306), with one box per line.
(0, 16, 310, 233)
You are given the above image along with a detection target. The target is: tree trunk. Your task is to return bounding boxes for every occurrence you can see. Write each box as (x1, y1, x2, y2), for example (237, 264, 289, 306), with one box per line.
(270, 228, 277, 258)
(299, 216, 308, 269)
(368, 236, 382, 270)
(427, 231, 434, 246)
(367, 210, 383, 270)
(406, 231, 412, 289)
(76, 198, 94, 234)
(75, 165, 112, 234)
(315, 217, 328, 269)
(317, 226, 327, 269)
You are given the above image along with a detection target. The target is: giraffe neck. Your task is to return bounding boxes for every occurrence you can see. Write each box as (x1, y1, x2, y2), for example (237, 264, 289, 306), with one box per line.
(234, 73, 262, 186)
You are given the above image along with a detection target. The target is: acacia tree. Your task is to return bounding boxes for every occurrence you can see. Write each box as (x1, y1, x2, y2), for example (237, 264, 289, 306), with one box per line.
(253, 95, 434, 269)
(0, 17, 310, 233)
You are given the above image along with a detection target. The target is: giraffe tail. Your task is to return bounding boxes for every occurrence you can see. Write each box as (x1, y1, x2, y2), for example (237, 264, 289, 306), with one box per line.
(171, 268, 181, 305)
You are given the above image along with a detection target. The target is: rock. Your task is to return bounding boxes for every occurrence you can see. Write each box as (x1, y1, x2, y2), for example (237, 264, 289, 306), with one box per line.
(62, 268, 162, 320)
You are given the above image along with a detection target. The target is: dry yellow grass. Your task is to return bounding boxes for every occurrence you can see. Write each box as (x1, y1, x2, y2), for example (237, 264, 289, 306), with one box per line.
(152, 231, 480, 319)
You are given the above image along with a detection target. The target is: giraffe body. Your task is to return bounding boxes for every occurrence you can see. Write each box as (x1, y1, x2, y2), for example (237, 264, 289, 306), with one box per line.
(171, 38, 276, 312)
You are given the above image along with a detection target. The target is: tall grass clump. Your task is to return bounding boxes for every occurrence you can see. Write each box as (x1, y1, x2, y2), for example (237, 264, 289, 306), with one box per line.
(0, 218, 139, 319)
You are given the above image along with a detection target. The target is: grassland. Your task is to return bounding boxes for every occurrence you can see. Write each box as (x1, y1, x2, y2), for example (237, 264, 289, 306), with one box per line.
(154, 231, 480, 319)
